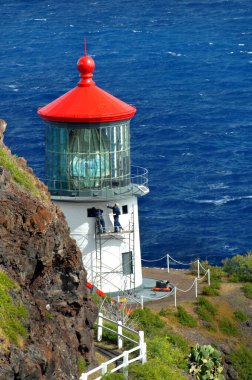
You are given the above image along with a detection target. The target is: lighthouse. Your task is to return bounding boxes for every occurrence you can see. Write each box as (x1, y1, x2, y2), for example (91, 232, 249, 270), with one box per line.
(38, 46, 149, 294)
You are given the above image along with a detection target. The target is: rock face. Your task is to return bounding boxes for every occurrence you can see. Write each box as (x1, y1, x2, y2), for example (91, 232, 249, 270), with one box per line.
(0, 120, 97, 379)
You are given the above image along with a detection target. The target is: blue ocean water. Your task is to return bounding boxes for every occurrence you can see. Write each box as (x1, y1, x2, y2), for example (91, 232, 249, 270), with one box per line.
(1, 0, 252, 265)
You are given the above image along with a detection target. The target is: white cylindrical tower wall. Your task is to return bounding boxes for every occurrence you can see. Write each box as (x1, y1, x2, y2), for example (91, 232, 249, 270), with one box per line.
(54, 196, 142, 294)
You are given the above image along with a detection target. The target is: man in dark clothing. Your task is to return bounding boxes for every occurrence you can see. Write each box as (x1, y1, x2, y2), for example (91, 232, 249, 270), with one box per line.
(107, 203, 122, 232)
(92, 207, 106, 233)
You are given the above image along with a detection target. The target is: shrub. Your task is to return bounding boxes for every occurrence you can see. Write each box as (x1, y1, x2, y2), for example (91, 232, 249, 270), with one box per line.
(166, 331, 189, 354)
(195, 297, 217, 322)
(202, 284, 220, 296)
(219, 317, 238, 337)
(242, 282, 252, 299)
(233, 310, 248, 322)
(130, 308, 165, 338)
(230, 345, 252, 380)
(188, 344, 224, 380)
(176, 306, 197, 328)
(130, 336, 188, 379)
(222, 252, 252, 282)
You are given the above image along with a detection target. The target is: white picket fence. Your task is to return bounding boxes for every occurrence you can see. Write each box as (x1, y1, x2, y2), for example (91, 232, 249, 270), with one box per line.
(80, 313, 147, 380)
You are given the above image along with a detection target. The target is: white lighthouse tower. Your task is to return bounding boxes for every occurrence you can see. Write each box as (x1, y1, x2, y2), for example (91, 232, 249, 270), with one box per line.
(38, 47, 149, 294)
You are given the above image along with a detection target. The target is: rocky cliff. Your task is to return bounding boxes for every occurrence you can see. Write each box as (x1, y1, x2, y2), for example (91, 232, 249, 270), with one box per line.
(0, 119, 97, 380)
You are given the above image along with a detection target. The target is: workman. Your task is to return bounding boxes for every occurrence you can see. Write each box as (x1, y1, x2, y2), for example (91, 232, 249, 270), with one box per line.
(92, 207, 106, 233)
(107, 203, 123, 232)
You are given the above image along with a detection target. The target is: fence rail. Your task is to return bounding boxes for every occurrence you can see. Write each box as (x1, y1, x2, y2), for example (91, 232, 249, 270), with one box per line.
(80, 313, 146, 380)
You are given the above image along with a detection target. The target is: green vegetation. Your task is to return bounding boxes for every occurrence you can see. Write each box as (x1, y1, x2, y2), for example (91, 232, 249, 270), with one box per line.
(202, 283, 220, 296)
(0, 149, 48, 200)
(130, 307, 165, 338)
(242, 282, 252, 299)
(188, 344, 224, 380)
(0, 271, 29, 346)
(230, 345, 252, 380)
(176, 306, 197, 328)
(77, 356, 87, 376)
(233, 309, 248, 322)
(130, 336, 188, 380)
(222, 252, 252, 282)
(195, 297, 217, 322)
(218, 317, 238, 337)
(101, 374, 125, 379)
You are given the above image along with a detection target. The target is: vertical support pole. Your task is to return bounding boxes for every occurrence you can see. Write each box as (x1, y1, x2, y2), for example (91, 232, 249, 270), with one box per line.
(167, 254, 170, 273)
(101, 362, 107, 376)
(123, 351, 129, 378)
(139, 331, 147, 364)
(208, 269, 211, 286)
(97, 312, 103, 342)
(197, 259, 200, 279)
(141, 295, 144, 310)
(117, 320, 123, 349)
(195, 279, 198, 298)
(174, 286, 177, 307)
(117, 295, 120, 304)
(79, 374, 87, 380)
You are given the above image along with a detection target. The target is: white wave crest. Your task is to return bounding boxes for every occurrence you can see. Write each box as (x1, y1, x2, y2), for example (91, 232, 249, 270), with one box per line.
(196, 195, 252, 206)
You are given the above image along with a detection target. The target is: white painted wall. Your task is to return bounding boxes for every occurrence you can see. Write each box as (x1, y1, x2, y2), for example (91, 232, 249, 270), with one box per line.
(53, 196, 143, 294)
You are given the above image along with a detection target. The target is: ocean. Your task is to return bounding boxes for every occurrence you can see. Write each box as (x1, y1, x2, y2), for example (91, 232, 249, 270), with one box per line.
(1, 0, 252, 266)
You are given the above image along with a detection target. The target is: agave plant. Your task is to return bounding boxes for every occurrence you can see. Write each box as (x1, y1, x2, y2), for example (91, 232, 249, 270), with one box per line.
(188, 344, 225, 380)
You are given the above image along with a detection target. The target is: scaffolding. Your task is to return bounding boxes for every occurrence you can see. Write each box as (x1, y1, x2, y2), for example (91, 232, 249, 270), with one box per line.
(94, 209, 135, 293)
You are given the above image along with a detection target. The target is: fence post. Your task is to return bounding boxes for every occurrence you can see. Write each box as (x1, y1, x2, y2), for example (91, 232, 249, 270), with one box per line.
(118, 320, 123, 349)
(101, 362, 107, 376)
(208, 269, 211, 286)
(123, 351, 129, 377)
(79, 374, 87, 380)
(97, 312, 103, 342)
(197, 259, 200, 279)
(195, 279, 198, 298)
(139, 331, 147, 364)
(174, 286, 177, 307)
(141, 295, 144, 310)
(167, 254, 170, 273)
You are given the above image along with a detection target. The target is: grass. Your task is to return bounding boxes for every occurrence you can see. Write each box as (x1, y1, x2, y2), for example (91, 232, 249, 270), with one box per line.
(195, 296, 217, 322)
(230, 345, 252, 380)
(202, 283, 220, 296)
(176, 306, 197, 328)
(0, 271, 29, 346)
(0, 149, 48, 201)
(233, 309, 248, 322)
(242, 282, 252, 299)
(218, 317, 238, 337)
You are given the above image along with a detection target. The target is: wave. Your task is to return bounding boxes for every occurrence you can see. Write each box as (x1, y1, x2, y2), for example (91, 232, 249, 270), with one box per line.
(195, 195, 252, 206)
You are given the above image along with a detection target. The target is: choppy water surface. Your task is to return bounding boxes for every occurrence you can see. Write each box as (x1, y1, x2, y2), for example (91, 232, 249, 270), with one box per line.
(1, 0, 252, 265)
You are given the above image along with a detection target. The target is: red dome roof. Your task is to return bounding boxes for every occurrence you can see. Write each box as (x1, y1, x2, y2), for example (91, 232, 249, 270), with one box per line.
(38, 51, 136, 123)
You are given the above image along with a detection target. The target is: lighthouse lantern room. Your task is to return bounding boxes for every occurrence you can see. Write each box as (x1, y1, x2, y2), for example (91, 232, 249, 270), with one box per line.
(38, 46, 149, 294)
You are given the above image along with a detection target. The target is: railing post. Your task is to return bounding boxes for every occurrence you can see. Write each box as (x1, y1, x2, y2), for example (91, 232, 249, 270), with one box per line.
(101, 362, 107, 376)
(208, 269, 211, 286)
(174, 286, 177, 307)
(141, 295, 144, 310)
(79, 373, 87, 380)
(197, 259, 200, 279)
(167, 254, 170, 273)
(97, 312, 103, 342)
(123, 351, 129, 377)
(117, 320, 123, 349)
(139, 331, 147, 364)
(195, 279, 198, 298)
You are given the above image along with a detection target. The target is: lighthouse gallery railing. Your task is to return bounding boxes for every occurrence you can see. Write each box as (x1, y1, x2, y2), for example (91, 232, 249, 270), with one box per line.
(44, 165, 148, 198)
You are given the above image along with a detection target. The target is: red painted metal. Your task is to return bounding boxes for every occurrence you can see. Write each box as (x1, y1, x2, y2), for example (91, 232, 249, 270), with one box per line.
(38, 51, 136, 123)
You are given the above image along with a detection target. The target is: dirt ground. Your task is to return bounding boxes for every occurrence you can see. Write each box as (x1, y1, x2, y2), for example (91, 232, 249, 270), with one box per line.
(141, 266, 252, 348)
